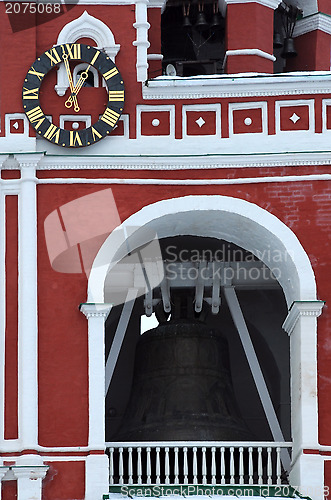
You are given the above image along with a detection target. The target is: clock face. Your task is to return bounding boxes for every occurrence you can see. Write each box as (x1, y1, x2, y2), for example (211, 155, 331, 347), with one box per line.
(22, 43, 125, 148)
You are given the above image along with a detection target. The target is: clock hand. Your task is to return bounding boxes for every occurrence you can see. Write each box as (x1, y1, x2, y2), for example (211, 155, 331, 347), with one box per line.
(65, 64, 91, 108)
(62, 53, 80, 112)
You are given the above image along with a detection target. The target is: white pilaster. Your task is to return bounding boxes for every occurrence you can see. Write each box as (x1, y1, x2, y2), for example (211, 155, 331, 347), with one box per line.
(85, 454, 109, 500)
(15, 154, 43, 450)
(80, 303, 112, 449)
(283, 300, 324, 453)
(289, 453, 324, 500)
(133, 0, 150, 82)
(12, 455, 48, 500)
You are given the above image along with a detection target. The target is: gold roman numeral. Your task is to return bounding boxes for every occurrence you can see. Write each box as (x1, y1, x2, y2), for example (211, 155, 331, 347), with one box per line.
(45, 47, 61, 66)
(108, 90, 124, 102)
(23, 87, 39, 100)
(103, 68, 118, 81)
(63, 43, 81, 60)
(91, 127, 102, 141)
(28, 66, 44, 80)
(44, 123, 60, 143)
(90, 51, 100, 66)
(69, 131, 82, 147)
(100, 108, 120, 127)
(25, 106, 45, 129)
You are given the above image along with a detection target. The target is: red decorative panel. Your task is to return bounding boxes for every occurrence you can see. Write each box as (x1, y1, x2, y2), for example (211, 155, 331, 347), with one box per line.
(186, 111, 216, 135)
(279, 105, 310, 131)
(232, 108, 263, 134)
(140, 111, 170, 136)
(112, 119, 125, 136)
(63, 119, 89, 131)
(9, 119, 24, 134)
(325, 105, 331, 130)
(4, 195, 18, 439)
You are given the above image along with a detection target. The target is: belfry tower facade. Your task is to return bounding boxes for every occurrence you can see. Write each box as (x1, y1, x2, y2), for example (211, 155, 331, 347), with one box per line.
(0, 0, 331, 499)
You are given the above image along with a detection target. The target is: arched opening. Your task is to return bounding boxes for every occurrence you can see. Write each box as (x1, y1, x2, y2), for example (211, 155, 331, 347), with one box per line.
(86, 195, 320, 489)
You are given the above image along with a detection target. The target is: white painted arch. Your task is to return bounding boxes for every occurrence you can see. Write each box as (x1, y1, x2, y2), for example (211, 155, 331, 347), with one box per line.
(87, 194, 316, 306)
(83, 195, 323, 496)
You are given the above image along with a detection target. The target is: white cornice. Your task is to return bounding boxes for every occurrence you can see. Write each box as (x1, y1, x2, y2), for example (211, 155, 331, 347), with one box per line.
(282, 301, 325, 335)
(225, 0, 281, 8)
(294, 13, 331, 37)
(143, 72, 331, 99)
(17, 151, 331, 170)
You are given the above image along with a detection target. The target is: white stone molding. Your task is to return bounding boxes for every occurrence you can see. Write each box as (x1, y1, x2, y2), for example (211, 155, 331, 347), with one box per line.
(59, 114, 92, 130)
(26, 151, 331, 170)
(223, 49, 276, 71)
(224, 0, 281, 8)
(275, 99, 315, 134)
(147, 53, 163, 61)
(136, 104, 175, 137)
(5, 114, 29, 138)
(80, 303, 112, 449)
(14, 154, 42, 451)
(55, 11, 120, 96)
(133, 0, 151, 82)
(228, 101, 268, 136)
(182, 103, 222, 138)
(143, 72, 331, 100)
(283, 300, 324, 335)
(294, 12, 331, 38)
(322, 98, 331, 133)
(12, 457, 49, 500)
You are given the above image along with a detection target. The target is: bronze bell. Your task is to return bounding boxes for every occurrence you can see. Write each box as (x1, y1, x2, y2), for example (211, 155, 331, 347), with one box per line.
(273, 31, 283, 49)
(183, 14, 192, 30)
(281, 37, 297, 58)
(195, 11, 209, 33)
(116, 299, 251, 441)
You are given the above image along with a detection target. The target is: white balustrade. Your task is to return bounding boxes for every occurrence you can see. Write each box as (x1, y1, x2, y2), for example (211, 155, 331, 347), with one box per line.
(106, 441, 292, 486)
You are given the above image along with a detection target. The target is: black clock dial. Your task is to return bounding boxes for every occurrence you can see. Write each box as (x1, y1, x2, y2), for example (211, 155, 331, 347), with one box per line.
(22, 43, 125, 148)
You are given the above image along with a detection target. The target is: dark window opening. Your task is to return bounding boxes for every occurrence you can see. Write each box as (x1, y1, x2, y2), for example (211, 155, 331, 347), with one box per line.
(161, 0, 225, 77)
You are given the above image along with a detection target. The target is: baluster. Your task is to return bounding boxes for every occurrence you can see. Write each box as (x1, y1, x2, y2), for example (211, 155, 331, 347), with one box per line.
(239, 447, 244, 485)
(267, 447, 272, 485)
(156, 447, 161, 484)
(230, 447, 235, 485)
(119, 447, 124, 485)
(109, 448, 114, 485)
(211, 447, 216, 485)
(248, 447, 253, 485)
(193, 447, 198, 484)
(183, 447, 188, 484)
(258, 447, 263, 485)
(137, 447, 142, 485)
(276, 447, 281, 485)
(202, 447, 207, 484)
(128, 447, 133, 484)
(174, 447, 179, 484)
(220, 447, 225, 485)
(165, 447, 170, 484)
(146, 447, 151, 485)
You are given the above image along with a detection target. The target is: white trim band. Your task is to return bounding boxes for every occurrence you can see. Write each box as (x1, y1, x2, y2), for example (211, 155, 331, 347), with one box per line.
(294, 13, 331, 38)
(225, 48, 276, 62)
(36, 173, 331, 186)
